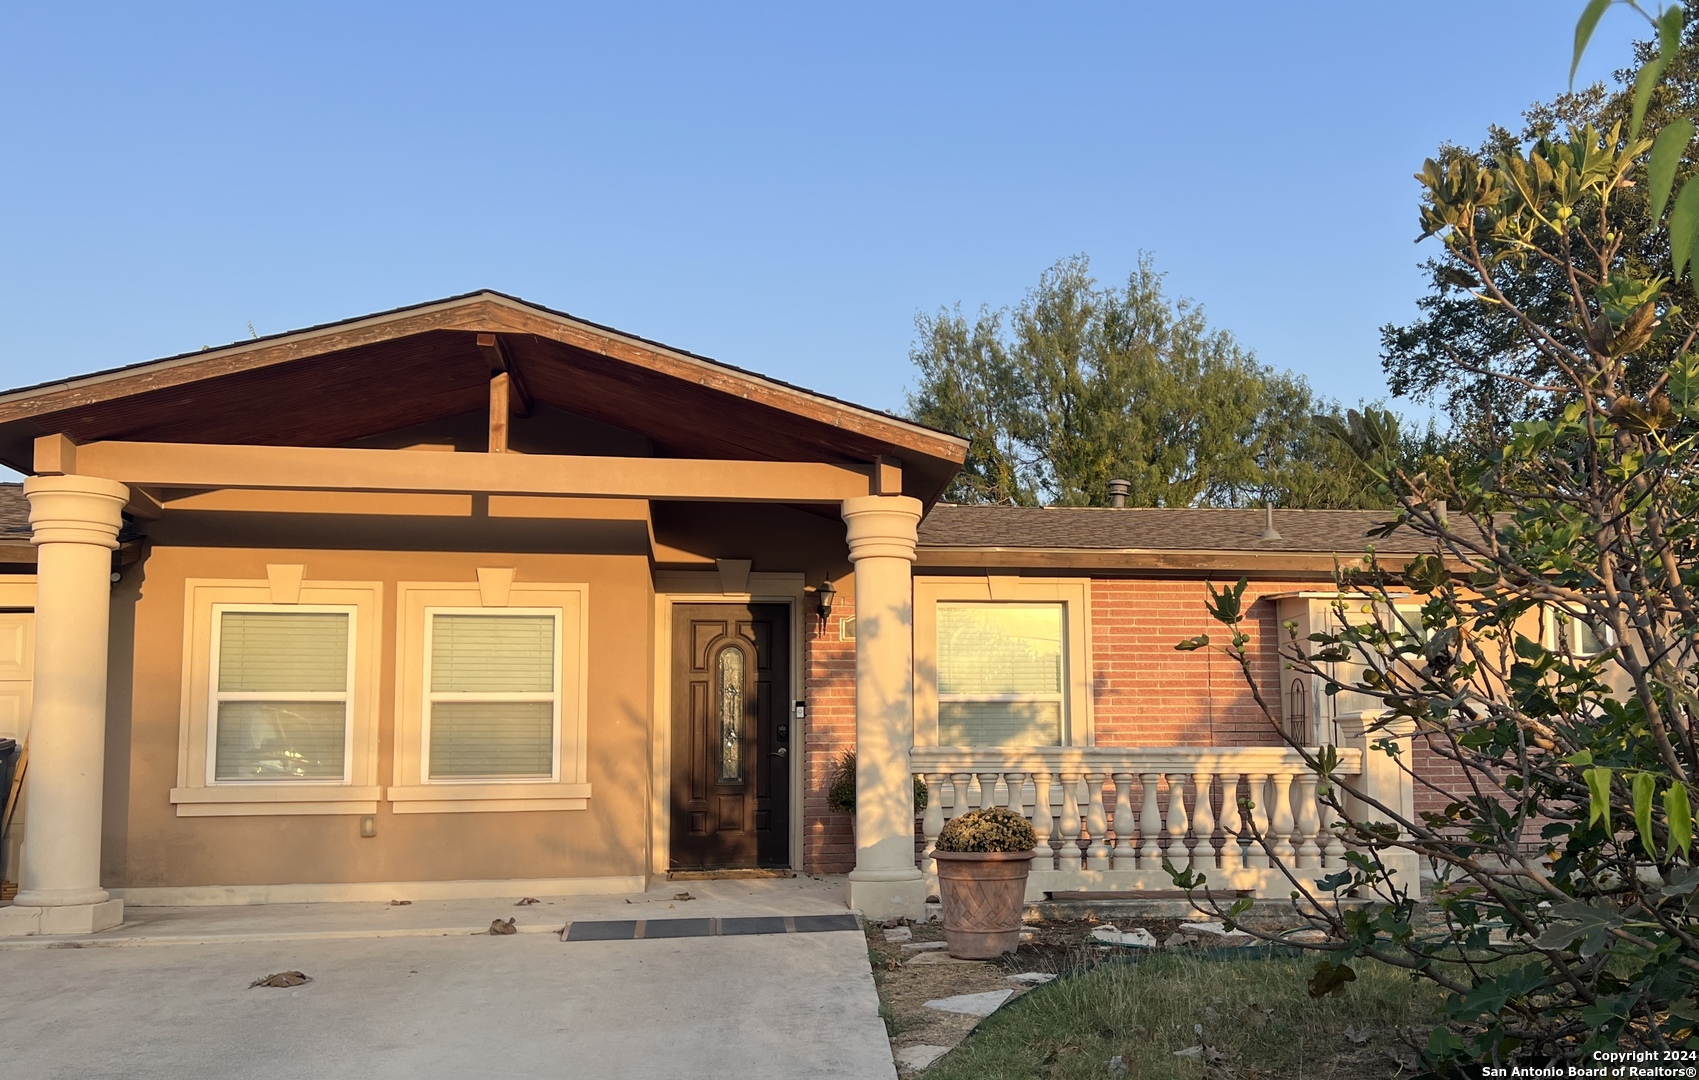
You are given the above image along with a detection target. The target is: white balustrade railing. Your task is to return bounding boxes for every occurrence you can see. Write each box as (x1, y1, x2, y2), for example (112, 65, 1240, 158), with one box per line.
(910, 745, 1365, 902)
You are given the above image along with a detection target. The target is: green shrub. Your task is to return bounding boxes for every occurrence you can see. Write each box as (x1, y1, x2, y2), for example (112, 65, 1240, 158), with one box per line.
(935, 805, 1036, 853)
(826, 751, 927, 814)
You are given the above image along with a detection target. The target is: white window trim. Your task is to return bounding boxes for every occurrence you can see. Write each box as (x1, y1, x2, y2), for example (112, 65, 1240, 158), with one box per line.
(205, 603, 358, 786)
(1544, 604, 1613, 658)
(391, 577, 591, 813)
(171, 575, 384, 817)
(420, 606, 564, 785)
(915, 577, 1093, 748)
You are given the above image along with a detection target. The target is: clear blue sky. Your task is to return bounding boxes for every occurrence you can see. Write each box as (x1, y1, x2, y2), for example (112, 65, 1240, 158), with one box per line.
(0, 2, 1650, 423)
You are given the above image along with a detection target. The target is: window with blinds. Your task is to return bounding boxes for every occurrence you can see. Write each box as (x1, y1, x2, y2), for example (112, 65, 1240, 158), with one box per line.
(424, 611, 559, 781)
(936, 602, 1065, 745)
(212, 608, 353, 782)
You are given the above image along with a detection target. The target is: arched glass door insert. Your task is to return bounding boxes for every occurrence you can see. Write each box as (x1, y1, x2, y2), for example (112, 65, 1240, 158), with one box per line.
(716, 644, 745, 783)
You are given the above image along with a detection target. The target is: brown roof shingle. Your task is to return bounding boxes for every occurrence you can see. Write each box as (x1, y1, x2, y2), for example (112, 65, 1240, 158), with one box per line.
(917, 505, 1443, 555)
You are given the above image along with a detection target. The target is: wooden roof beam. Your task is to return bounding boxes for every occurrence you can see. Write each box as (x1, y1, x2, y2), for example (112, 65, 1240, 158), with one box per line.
(475, 333, 531, 417)
(42, 437, 879, 504)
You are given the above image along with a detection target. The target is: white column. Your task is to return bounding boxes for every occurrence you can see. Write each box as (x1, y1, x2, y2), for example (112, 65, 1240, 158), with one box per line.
(7, 475, 128, 936)
(1337, 713, 1421, 897)
(842, 495, 925, 919)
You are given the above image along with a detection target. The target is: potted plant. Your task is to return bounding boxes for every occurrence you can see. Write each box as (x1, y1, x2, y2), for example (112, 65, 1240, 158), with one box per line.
(931, 805, 1037, 959)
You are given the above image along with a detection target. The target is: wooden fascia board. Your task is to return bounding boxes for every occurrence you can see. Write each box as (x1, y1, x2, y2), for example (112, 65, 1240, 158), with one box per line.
(0, 293, 969, 472)
(47, 439, 876, 503)
(913, 546, 1439, 574)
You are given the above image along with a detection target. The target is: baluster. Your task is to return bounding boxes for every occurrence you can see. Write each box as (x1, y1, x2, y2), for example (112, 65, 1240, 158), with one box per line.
(1137, 772, 1163, 867)
(1295, 773, 1322, 868)
(1320, 780, 1346, 868)
(1084, 770, 1110, 870)
(1191, 770, 1217, 869)
(1165, 773, 1191, 867)
(1110, 772, 1137, 869)
(1218, 773, 1243, 871)
(1030, 771, 1055, 869)
(1058, 771, 1084, 869)
(1245, 772, 1271, 868)
(921, 772, 946, 876)
(1003, 770, 1026, 814)
(948, 773, 972, 822)
(1270, 771, 1297, 865)
(977, 771, 1001, 812)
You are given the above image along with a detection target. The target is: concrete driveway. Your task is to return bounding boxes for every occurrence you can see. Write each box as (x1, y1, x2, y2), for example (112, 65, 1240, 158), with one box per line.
(0, 881, 897, 1080)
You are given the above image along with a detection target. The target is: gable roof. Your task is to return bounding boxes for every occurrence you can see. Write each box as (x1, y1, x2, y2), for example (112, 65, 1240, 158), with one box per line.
(918, 505, 1443, 555)
(0, 291, 968, 502)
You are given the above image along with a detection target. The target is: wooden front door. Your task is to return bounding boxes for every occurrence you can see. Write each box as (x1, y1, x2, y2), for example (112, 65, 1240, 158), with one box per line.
(669, 603, 792, 870)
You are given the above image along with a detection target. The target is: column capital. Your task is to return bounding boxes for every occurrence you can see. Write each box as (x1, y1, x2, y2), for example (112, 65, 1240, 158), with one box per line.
(24, 474, 129, 549)
(841, 495, 921, 563)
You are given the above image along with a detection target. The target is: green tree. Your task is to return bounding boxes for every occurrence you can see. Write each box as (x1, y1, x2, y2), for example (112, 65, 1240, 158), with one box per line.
(1381, 0, 1699, 437)
(907, 254, 1407, 508)
(1179, 3, 1699, 1066)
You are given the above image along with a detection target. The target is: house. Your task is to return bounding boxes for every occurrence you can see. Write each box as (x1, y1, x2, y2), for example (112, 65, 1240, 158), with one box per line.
(0, 292, 1432, 936)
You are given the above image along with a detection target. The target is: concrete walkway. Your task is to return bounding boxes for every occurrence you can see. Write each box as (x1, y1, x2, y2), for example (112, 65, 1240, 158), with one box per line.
(0, 874, 854, 948)
(0, 877, 898, 1080)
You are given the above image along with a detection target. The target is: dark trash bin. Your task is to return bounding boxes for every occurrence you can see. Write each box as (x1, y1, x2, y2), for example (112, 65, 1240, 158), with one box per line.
(0, 737, 16, 887)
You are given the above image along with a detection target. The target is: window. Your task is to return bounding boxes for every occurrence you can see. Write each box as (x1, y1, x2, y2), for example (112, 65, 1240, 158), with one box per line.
(914, 578, 1091, 748)
(390, 577, 590, 813)
(424, 611, 560, 782)
(171, 573, 384, 817)
(1546, 606, 1610, 658)
(211, 608, 353, 783)
(936, 603, 1065, 745)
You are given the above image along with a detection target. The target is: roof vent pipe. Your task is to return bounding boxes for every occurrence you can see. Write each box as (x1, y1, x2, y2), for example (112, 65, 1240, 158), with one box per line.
(1260, 502, 1282, 541)
(1107, 479, 1130, 508)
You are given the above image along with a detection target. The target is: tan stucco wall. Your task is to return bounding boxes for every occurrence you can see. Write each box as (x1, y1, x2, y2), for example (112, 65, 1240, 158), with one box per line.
(101, 542, 655, 890)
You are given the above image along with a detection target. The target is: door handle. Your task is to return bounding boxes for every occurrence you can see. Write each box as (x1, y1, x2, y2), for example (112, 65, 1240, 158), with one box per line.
(770, 747, 788, 758)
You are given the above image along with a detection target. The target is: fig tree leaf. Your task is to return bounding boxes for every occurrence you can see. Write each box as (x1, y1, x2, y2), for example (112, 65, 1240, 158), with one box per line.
(1572, 0, 1613, 87)
(1586, 766, 1613, 832)
(1650, 119, 1695, 222)
(1635, 770, 1658, 858)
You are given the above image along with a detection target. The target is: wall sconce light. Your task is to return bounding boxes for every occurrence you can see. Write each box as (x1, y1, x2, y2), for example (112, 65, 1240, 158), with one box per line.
(815, 581, 836, 627)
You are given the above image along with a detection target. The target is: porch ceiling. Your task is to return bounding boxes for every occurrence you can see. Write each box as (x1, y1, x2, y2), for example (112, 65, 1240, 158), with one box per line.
(0, 292, 967, 504)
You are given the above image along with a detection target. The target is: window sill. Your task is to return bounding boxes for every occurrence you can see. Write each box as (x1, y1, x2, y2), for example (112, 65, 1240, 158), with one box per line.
(169, 785, 382, 817)
(387, 782, 591, 814)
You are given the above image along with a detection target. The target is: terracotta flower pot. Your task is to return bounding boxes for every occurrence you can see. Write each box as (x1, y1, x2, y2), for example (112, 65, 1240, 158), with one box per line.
(933, 849, 1037, 959)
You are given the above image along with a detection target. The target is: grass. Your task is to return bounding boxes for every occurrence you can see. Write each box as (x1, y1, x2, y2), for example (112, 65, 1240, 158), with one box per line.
(918, 951, 1444, 1080)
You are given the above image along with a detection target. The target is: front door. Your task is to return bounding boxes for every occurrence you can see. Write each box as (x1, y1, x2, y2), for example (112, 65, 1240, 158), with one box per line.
(669, 603, 792, 870)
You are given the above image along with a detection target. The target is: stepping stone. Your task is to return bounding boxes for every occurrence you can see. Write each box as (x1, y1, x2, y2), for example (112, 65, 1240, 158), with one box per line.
(883, 926, 913, 944)
(1089, 926, 1157, 948)
(1176, 920, 1253, 944)
(923, 989, 1013, 1017)
(1007, 971, 1056, 985)
(906, 951, 985, 966)
(900, 940, 947, 952)
(894, 1044, 950, 1071)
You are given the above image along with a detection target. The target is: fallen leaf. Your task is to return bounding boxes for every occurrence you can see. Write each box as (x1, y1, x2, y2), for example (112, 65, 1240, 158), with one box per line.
(673, 892, 695, 901)
(249, 970, 311, 988)
(1343, 1024, 1374, 1045)
(515, 897, 539, 906)
(1174, 1046, 1203, 1059)
(1204, 1006, 1221, 1021)
(389, 899, 411, 906)
(487, 918, 517, 936)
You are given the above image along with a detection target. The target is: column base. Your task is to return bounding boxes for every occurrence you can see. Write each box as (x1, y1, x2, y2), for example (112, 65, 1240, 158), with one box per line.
(847, 870, 926, 921)
(0, 898, 123, 937)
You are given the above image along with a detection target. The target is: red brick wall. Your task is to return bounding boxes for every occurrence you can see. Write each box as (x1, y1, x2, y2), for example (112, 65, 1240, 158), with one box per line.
(1090, 579, 1300, 749)
(803, 610, 856, 874)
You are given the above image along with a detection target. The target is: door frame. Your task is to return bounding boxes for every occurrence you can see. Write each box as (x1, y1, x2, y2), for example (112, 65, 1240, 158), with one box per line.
(650, 572, 806, 877)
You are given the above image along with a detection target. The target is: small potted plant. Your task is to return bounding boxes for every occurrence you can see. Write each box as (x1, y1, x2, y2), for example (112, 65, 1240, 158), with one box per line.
(931, 805, 1037, 959)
